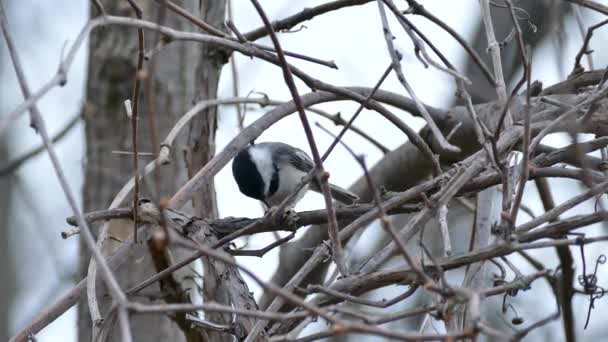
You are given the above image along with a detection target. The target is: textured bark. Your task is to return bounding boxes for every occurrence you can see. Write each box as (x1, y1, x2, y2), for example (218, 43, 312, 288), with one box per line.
(0, 21, 16, 340)
(0, 84, 16, 342)
(79, 1, 220, 341)
(186, 0, 226, 219)
(179, 3, 247, 341)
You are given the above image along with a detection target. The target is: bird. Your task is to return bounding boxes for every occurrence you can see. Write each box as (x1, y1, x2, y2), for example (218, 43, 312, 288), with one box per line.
(231, 142, 359, 211)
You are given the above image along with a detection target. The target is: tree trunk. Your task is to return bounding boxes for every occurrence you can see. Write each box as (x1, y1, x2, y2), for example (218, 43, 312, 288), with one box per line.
(182, 2, 232, 340)
(0, 31, 16, 342)
(79, 1, 225, 341)
(0, 110, 16, 342)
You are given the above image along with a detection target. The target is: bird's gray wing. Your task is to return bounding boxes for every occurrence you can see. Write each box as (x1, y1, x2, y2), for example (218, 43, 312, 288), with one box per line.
(270, 142, 314, 172)
(265, 142, 359, 204)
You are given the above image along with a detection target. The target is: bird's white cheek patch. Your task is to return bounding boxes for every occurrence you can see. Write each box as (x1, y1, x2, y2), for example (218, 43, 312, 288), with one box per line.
(248, 147, 274, 195)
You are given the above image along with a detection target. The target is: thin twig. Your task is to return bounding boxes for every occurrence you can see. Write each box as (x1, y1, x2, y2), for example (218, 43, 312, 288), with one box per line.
(321, 63, 393, 161)
(563, 0, 608, 16)
(249, 0, 348, 276)
(126, 0, 144, 243)
(571, 17, 608, 75)
(0, 5, 132, 341)
(506, 0, 532, 228)
(0, 112, 81, 176)
(316, 123, 437, 288)
(155, 0, 337, 69)
(382, 0, 470, 84)
(227, 1, 245, 130)
(377, 0, 460, 154)
(404, 0, 496, 86)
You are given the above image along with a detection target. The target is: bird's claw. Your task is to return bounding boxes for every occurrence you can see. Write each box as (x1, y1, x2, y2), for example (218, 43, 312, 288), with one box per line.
(265, 206, 299, 228)
(282, 207, 299, 228)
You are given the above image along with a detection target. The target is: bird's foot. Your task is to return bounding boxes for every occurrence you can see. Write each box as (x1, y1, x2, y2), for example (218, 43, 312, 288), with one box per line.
(282, 207, 299, 228)
(265, 206, 299, 228)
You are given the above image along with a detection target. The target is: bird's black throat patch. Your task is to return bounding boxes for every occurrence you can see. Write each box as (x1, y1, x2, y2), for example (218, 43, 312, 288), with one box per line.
(268, 164, 279, 198)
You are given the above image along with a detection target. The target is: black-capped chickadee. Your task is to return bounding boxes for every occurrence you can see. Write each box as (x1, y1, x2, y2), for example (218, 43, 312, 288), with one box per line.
(231, 142, 359, 209)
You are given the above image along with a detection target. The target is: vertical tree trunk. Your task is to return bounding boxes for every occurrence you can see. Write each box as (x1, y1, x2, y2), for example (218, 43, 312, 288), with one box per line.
(0, 35, 16, 342)
(0, 125, 15, 342)
(184, 2, 230, 340)
(79, 1, 226, 341)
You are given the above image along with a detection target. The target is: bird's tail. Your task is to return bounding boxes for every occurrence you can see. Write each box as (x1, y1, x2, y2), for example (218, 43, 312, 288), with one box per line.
(310, 182, 359, 204)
